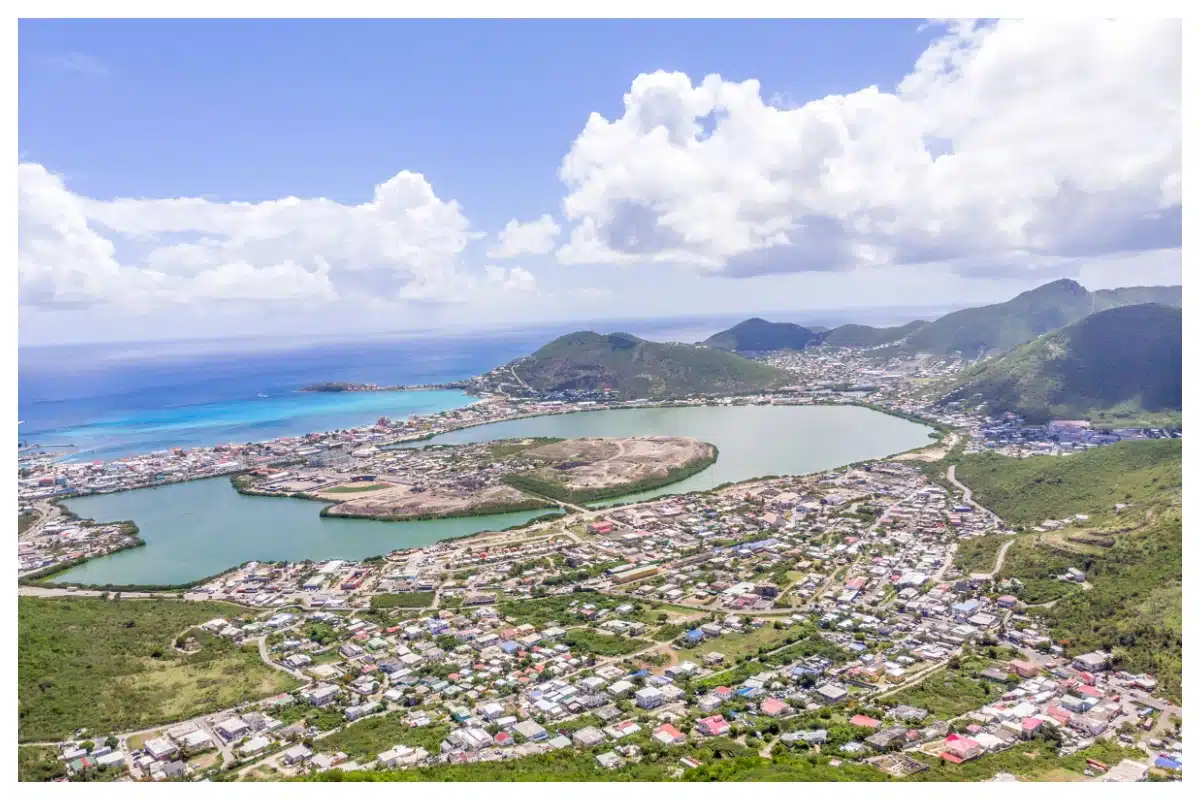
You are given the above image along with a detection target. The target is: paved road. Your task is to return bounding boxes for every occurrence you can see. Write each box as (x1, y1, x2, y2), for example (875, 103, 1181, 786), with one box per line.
(21, 500, 63, 538)
(255, 635, 307, 681)
(18, 585, 165, 599)
(518, 490, 593, 515)
(509, 364, 533, 393)
(946, 464, 999, 523)
(874, 659, 951, 701)
(971, 538, 1015, 580)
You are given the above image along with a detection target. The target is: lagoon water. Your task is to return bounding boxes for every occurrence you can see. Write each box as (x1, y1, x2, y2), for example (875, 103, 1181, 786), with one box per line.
(52, 404, 933, 587)
(409, 405, 934, 504)
(54, 481, 557, 587)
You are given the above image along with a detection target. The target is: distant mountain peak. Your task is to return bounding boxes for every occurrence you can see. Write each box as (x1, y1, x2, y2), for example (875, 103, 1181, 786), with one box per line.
(703, 318, 819, 353)
(514, 329, 792, 397)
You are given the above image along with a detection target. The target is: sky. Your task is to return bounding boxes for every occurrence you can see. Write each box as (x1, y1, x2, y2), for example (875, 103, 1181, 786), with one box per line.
(18, 18, 1183, 345)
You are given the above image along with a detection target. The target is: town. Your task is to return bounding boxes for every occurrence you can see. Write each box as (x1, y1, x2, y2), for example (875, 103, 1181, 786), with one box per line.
(17, 344, 1183, 783)
(24, 443, 1182, 783)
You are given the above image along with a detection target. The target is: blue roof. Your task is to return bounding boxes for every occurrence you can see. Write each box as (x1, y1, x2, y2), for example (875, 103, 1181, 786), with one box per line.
(630, 669, 649, 678)
(1155, 757, 1182, 770)
(686, 630, 705, 641)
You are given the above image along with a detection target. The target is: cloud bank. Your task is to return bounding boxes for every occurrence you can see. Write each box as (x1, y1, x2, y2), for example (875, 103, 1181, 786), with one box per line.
(17, 164, 531, 309)
(19, 19, 1182, 320)
(556, 19, 1181, 277)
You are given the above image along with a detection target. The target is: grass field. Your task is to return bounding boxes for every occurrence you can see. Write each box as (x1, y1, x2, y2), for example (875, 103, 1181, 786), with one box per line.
(496, 593, 678, 627)
(485, 437, 564, 459)
(370, 592, 436, 610)
(323, 483, 389, 494)
(558, 629, 649, 657)
(883, 658, 1001, 719)
(314, 714, 449, 761)
(692, 624, 795, 661)
(18, 597, 300, 742)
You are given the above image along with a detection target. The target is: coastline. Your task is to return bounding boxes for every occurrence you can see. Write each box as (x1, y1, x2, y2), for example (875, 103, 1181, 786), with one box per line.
(24, 392, 949, 591)
(298, 381, 472, 394)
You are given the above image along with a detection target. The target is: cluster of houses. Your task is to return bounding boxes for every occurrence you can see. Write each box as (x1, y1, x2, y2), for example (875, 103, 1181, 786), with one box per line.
(24, 344, 1183, 782)
(17, 519, 140, 577)
(964, 415, 1180, 458)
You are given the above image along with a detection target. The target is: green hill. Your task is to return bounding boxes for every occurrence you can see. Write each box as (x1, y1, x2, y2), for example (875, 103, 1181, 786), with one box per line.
(954, 439, 1181, 700)
(512, 331, 793, 398)
(901, 278, 1095, 357)
(1093, 284, 1182, 310)
(955, 438, 1182, 526)
(821, 320, 929, 348)
(939, 303, 1181, 425)
(829, 279, 1181, 357)
(703, 318, 821, 352)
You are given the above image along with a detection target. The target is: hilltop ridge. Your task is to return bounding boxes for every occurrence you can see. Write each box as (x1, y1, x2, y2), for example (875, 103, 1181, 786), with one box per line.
(508, 331, 794, 398)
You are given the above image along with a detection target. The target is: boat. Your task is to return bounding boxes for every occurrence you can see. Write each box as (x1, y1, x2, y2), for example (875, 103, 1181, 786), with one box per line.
(257, 393, 269, 398)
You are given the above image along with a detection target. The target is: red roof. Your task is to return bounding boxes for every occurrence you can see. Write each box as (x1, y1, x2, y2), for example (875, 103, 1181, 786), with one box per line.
(697, 715, 730, 735)
(1021, 717, 1044, 731)
(849, 714, 881, 729)
(760, 698, 789, 715)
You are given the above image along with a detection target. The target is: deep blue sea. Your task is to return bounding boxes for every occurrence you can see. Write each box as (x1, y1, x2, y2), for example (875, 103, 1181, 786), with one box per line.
(19, 307, 952, 462)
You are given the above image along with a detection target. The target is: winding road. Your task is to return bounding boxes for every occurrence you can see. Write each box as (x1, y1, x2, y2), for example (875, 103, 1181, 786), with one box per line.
(946, 464, 998, 523)
(971, 538, 1015, 581)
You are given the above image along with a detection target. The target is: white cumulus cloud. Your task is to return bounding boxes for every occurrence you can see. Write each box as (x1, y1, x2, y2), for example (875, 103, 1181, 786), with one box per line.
(482, 265, 538, 294)
(555, 18, 1182, 277)
(18, 163, 481, 309)
(488, 214, 562, 258)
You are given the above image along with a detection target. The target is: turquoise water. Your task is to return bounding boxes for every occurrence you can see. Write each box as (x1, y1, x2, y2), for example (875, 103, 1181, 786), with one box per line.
(40, 389, 474, 462)
(54, 480, 557, 587)
(52, 404, 932, 586)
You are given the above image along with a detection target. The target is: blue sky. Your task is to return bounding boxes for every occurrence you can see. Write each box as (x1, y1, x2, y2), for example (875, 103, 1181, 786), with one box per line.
(18, 19, 1183, 344)
(20, 20, 933, 217)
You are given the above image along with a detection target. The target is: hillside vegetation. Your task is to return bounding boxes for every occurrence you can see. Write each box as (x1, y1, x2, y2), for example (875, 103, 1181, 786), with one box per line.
(858, 280, 1179, 357)
(954, 438, 1181, 525)
(939, 303, 1181, 425)
(821, 320, 929, 348)
(512, 331, 793, 398)
(955, 439, 1182, 700)
(703, 318, 821, 352)
(18, 597, 299, 741)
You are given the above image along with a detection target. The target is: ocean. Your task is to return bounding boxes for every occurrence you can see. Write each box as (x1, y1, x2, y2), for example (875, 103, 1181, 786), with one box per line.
(18, 331, 538, 461)
(19, 307, 951, 461)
